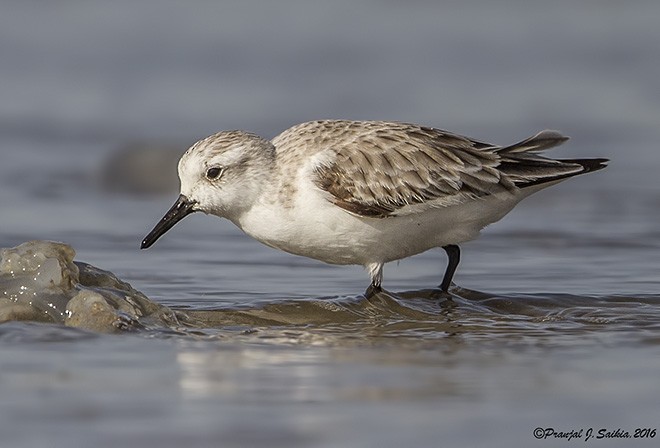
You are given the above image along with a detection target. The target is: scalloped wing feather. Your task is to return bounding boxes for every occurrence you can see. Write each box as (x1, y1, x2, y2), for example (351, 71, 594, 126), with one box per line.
(273, 121, 603, 218)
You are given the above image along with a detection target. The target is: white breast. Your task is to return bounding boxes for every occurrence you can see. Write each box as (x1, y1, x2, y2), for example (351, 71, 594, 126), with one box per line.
(235, 177, 551, 267)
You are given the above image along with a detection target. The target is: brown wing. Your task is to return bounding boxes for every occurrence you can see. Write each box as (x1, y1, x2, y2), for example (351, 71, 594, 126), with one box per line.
(307, 122, 597, 217)
(311, 121, 517, 217)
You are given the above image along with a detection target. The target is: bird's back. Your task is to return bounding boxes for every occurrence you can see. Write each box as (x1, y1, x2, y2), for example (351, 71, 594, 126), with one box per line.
(272, 120, 607, 219)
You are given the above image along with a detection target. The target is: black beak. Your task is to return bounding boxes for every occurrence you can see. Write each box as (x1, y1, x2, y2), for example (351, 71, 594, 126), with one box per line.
(141, 194, 197, 249)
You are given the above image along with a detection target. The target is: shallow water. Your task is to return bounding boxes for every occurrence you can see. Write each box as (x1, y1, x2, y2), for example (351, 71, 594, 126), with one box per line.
(2, 1, 660, 447)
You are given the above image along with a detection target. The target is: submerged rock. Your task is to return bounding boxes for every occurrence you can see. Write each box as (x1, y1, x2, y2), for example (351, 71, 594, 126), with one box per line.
(0, 240, 179, 332)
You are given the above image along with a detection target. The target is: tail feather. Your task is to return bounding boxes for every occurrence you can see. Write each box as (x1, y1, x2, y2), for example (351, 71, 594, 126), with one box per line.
(501, 157, 609, 188)
(494, 129, 608, 188)
(562, 158, 609, 174)
(497, 130, 569, 154)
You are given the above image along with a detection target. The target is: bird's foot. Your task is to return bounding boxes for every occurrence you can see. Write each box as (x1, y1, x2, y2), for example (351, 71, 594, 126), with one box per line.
(365, 283, 383, 298)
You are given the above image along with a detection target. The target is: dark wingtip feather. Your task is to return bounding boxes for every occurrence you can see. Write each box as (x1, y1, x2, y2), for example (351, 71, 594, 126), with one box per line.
(515, 158, 609, 188)
(570, 158, 609, 174)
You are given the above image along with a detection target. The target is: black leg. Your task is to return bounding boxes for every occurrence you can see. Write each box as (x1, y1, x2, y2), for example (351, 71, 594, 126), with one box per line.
(440, 245, 460, 292)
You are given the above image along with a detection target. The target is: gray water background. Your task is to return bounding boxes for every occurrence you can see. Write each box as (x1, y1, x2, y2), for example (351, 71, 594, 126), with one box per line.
(1, 1, 660, 447)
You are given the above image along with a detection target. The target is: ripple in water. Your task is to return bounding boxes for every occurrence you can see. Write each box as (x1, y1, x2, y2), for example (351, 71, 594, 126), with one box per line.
(1, 240, 658, 350)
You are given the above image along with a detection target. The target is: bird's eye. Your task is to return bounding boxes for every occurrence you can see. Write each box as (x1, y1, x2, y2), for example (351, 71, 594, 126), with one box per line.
(206, 166, 224, 180)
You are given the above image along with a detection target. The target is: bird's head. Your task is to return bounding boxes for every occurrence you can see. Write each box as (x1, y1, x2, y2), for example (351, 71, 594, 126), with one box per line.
(141, 130, 275, 249)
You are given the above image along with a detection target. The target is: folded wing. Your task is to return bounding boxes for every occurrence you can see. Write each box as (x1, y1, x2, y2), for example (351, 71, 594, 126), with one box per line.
(311, 122, 606, 217)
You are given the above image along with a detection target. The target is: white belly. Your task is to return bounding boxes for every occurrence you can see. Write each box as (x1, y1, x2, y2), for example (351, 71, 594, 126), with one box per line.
(235, 183, 552, 267)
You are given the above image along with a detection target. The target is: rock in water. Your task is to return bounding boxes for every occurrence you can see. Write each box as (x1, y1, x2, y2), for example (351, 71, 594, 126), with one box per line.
(0, 240, 178, 332)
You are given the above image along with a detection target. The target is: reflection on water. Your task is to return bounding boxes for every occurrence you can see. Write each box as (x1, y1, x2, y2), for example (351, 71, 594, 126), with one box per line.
(175, 287, 660, 350)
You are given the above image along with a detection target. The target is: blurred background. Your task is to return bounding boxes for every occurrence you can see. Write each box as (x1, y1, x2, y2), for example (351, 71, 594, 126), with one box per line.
(1, 1, 660, 447)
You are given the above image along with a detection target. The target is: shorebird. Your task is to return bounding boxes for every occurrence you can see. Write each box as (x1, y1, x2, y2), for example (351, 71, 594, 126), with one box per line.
(141, 120, 607, 294)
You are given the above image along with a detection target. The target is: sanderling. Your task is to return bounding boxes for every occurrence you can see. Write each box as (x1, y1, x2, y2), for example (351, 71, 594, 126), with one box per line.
(141, 120, 607, 293)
